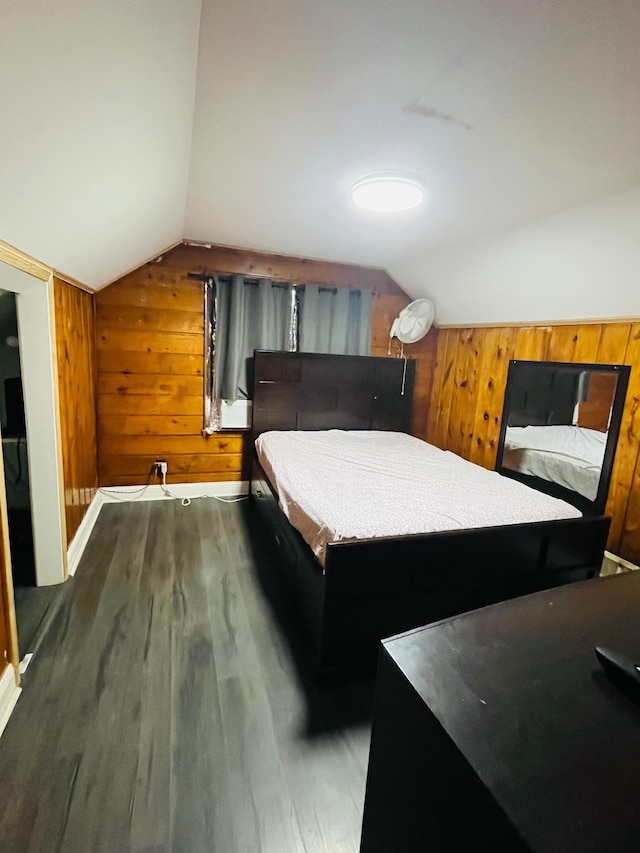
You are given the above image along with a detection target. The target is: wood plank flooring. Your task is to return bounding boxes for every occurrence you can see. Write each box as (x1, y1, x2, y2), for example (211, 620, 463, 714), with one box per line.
(7, 505, 64, 661)
(0, 499, 374, 852)
(14, 583, 64, 661)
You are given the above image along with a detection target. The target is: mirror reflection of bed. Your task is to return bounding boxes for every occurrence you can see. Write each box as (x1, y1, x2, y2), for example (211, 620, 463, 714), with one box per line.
(496, 360, 630, 516)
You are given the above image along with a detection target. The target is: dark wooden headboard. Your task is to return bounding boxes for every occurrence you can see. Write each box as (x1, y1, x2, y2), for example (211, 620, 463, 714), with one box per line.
(252, 351, 415, 441)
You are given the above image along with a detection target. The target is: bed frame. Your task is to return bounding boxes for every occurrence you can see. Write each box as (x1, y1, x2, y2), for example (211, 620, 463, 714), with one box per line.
(250, 350, 611, 674)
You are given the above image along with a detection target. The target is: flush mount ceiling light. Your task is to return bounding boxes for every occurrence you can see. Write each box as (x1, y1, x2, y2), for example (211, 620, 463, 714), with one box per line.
(351, 172, 425, 212)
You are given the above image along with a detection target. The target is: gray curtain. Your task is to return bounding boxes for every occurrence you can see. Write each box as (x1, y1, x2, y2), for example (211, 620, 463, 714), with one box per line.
(298, 286, 372, 355)
(215, 275, 293, 400)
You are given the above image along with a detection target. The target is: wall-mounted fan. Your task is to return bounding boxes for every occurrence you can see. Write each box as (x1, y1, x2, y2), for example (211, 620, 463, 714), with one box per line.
(388, 298, 435, 396)
(389, 298, 435, 355)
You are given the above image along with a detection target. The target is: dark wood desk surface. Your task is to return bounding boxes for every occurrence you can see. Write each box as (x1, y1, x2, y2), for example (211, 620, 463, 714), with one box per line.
(360, 571, 640, 852)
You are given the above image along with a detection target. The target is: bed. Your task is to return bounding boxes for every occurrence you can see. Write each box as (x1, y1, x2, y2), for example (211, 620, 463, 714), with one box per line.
(250, 350, 611, 674)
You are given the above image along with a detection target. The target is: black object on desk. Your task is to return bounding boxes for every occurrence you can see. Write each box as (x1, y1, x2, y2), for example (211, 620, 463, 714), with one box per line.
(360, 571, 640, 853)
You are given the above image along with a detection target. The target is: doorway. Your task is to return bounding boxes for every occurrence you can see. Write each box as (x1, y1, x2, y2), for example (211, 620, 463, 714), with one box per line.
(0, 290, 60, 656)
(0, 262, 67, 662)
(0, 292, 34, 582)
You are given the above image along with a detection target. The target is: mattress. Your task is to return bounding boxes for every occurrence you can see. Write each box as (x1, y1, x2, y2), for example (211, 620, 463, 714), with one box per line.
(255, 430, 582, 564)
(503, 425, 606, 501)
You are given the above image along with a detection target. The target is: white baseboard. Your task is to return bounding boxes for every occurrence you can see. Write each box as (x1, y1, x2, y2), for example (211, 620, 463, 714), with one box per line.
(604, 550, 640, 572)
(98, 480, 249, 503)
(66, 481, 249, 578)
(0, 665, 21, 739)
(67, 490, 106, 576)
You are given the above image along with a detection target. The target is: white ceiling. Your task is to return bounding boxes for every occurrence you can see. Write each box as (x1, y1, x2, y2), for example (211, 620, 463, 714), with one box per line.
(2, 0, 640, 323)
(0, 0, 202, 287)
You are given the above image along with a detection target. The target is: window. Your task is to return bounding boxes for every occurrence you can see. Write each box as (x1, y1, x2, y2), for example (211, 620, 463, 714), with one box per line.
(203, 275, 372, 432)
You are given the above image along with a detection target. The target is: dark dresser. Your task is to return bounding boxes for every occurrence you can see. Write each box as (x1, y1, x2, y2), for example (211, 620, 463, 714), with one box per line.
(360, 571, 640, 852)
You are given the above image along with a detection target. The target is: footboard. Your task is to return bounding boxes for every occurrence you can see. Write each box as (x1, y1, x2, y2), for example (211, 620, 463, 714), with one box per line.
(251, 456, 610, 674)
(320, 515, 610, 670)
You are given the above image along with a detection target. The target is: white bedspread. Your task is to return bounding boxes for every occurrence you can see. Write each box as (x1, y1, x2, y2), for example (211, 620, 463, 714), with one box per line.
(503, 425, 606, 501)
(255, 430, 581, 564)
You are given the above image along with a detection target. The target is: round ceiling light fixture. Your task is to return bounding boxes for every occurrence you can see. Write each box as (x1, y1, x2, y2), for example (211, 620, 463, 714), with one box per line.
(351, 172, 425, 212)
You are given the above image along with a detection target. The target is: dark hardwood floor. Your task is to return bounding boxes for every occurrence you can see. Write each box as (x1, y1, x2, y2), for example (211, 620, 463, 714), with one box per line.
(0, 499, 374, 853)
(6, 505, 63, 661)
(7, 505, 65, 662)
(13, 582, 64, 660)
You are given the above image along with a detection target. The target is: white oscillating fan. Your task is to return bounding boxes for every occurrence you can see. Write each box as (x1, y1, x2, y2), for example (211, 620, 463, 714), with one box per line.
(389, 298, 434, 352)
(389, 298, 435, 396)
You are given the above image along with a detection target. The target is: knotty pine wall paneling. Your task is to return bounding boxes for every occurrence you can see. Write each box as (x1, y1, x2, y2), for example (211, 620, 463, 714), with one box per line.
(96, 244, 436, 485)
(612, 325, 640, 561)
(95, 267, 237, 486)
(53, 277, 99, 547)
(427, 322, 640, 564)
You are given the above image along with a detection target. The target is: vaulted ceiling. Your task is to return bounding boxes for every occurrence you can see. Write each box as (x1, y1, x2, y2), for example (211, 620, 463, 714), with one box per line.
(2, 1, 640, 324)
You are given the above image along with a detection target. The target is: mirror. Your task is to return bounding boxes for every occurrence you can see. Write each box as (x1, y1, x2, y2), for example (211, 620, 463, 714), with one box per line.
(496, 360, 630, 515)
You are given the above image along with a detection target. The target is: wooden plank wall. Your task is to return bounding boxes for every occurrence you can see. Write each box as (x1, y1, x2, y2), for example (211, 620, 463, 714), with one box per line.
(427, 322, 640, 564)
(95, 244, 436, 486)
(95, 266, 240, 486)
(54, 278, 99, 546)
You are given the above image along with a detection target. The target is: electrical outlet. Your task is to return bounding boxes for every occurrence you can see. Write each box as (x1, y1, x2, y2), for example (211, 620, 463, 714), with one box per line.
(155, 459, 168, 476)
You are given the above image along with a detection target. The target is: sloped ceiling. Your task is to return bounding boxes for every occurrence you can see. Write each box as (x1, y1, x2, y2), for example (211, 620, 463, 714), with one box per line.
(0, 0, 202, 288)
(2, 0, 640, 323)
